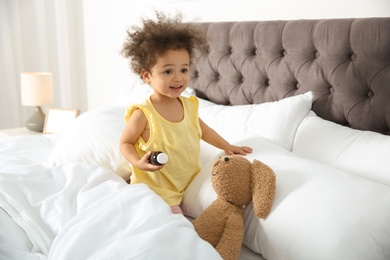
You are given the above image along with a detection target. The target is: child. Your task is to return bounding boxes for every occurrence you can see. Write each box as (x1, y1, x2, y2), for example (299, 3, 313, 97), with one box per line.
(119, 12, 252, 214)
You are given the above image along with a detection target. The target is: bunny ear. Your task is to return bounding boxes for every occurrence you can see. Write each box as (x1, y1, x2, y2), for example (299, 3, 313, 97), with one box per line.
(251, 159, 276, 219)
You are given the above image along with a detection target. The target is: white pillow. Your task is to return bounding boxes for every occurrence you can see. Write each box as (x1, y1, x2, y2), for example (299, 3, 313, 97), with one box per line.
(182, 140, 221, 218)
(198, 91, 313, 151)
(183, 92, 313, 216)
(293, 111, 390, 187)
(46, 106, 132, 180)
(183, 136, 390, 260)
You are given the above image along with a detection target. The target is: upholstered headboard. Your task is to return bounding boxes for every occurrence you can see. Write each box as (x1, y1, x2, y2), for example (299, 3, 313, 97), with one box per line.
(189, 18, 390, 135)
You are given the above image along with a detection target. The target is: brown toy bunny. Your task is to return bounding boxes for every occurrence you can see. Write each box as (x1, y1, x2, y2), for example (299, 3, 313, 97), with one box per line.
(192, 155, 276, 260)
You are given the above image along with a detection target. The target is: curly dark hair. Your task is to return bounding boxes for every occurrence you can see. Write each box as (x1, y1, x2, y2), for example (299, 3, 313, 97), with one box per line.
(121, 12, 208, 77)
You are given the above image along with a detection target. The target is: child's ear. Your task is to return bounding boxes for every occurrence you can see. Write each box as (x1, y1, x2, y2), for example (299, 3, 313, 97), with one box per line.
(141, 69, 151, 84)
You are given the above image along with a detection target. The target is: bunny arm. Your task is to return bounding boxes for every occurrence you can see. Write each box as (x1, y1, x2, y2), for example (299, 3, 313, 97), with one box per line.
(215, 212, 244, 260)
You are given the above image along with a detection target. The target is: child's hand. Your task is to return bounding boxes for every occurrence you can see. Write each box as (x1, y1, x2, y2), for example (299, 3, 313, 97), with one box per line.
(135, 152, 165, 172)
(225, 145, 253, 156)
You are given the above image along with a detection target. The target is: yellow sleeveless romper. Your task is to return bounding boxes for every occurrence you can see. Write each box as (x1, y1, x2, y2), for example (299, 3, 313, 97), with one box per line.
(124, 96, 202, 206)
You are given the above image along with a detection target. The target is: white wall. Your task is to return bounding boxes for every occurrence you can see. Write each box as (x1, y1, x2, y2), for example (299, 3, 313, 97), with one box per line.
(82, 0, 390, 109)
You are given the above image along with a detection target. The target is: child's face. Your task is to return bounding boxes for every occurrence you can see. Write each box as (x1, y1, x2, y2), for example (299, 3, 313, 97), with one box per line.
(142, 49, 190, 99)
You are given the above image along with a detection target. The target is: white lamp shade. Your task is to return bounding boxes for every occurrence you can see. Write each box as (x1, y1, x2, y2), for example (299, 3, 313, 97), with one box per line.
(21, 72, 53, 106)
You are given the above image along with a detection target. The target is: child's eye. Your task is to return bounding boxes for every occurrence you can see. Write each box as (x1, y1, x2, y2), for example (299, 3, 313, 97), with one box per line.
(164, 69, 173, 75)
(181, 68, 188, 73)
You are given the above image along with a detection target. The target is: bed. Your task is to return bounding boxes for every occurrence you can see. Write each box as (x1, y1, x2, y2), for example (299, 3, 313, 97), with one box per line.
(1, 17, 390, 260)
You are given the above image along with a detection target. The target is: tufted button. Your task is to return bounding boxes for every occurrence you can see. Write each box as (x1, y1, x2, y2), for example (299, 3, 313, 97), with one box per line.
(329, 86, 335, 94)
(351, 53, 356, 60)
(296, 83, 300, 89)
(228, 47, 233, 54)
(283, 50, 287, 56)
(367, 91, 374, 98)
(315, 52, 320, 58)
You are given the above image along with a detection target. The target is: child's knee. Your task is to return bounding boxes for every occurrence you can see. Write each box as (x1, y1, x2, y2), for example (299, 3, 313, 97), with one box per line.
(170, 205, 183, 214)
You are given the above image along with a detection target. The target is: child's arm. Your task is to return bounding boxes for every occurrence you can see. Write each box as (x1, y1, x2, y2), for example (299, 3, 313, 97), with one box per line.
(120, 109, 164, 172)
(199, 119, 252, 155)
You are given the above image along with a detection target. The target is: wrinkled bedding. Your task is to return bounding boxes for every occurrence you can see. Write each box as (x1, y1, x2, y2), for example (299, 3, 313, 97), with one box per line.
(0, 135, 221, 260)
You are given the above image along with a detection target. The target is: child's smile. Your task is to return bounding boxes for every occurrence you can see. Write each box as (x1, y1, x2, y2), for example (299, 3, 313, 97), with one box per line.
(170, 85, 183, 91)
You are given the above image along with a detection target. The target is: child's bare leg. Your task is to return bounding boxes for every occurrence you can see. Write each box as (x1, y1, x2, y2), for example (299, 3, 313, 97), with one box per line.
(171, 205, 183, 214)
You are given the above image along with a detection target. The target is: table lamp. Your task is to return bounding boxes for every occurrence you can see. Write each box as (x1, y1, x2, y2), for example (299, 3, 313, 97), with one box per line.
(21, 72, 53, 132)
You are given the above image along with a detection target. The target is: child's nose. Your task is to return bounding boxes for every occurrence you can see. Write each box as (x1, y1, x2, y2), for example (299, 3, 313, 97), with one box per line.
(173, 73, 182, 81)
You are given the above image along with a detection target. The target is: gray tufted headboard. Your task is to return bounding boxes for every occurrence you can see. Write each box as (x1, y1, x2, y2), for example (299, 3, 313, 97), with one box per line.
(189, 18, 390, 135)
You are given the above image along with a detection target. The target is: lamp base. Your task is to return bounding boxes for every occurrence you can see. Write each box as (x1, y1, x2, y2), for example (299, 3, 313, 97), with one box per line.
(25, 106, 46, 132)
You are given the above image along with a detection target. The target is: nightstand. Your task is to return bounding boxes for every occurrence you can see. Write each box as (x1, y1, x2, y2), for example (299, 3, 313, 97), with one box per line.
(0, 127, 42, 142)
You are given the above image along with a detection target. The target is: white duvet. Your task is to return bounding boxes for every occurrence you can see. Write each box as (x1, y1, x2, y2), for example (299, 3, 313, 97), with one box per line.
(0, 136, 220, 260)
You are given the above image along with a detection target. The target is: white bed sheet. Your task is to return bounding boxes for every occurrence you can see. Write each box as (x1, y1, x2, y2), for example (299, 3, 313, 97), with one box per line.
(0, 135, 221, 260)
